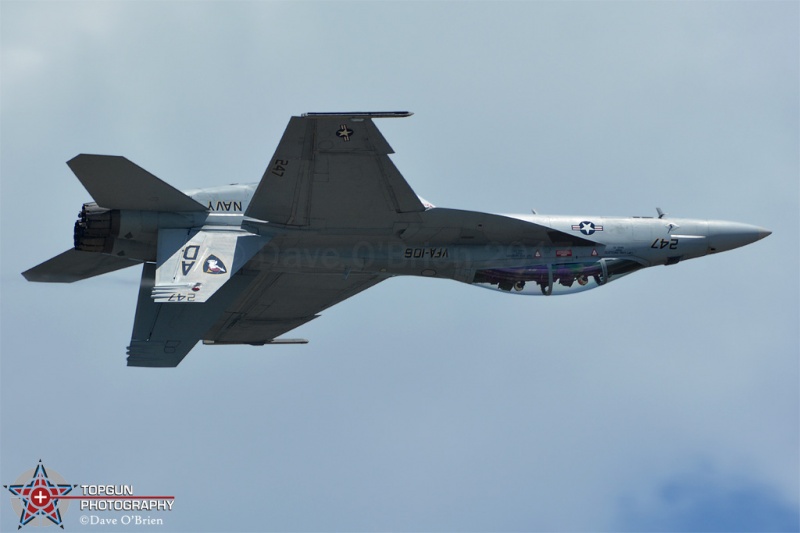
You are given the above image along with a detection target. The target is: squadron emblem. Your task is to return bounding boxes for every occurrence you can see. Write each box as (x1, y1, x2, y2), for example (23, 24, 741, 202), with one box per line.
(203, 255, 227, 274)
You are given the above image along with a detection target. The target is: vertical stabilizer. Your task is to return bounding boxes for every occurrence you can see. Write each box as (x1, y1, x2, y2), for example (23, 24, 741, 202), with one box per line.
(151, 228, 269, 303)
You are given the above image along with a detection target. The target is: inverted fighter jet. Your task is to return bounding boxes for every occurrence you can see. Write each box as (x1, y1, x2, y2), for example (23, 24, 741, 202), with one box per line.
(23, 112, 771, 367)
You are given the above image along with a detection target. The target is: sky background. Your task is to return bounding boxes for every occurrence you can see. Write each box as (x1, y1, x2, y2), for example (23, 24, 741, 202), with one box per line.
(1, 2, 798, 532)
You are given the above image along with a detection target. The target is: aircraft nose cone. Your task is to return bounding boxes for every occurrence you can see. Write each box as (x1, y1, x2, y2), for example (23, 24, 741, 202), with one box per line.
(707, 221, 771, 253)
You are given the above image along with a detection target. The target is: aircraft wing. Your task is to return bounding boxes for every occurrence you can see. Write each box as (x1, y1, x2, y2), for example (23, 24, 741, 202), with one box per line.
(202, 270, 385, 345)
(126, 263, 384, 367)
(245, 112, 425, 229)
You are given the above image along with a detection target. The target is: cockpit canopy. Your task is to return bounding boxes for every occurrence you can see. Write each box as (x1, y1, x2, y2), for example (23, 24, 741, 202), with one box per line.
(471, 258, 643, 296)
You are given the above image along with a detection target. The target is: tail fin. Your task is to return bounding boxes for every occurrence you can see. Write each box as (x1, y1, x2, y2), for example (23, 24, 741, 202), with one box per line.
(151, 228, 269, 303)
(22, 249, 139, 283)
(67, 154, 206, 212)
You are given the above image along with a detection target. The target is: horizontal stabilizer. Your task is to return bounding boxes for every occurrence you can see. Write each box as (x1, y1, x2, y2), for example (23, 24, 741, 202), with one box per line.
(153, 228, 269, 303)
(67, 154, 207, 212)
(22, 249, 139, 283)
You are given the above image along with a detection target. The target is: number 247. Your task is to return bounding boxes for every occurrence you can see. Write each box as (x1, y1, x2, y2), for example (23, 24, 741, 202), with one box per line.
(651, 238, 679, 250)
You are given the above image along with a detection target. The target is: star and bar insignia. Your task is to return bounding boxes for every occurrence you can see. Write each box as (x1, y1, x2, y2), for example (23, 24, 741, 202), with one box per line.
(571, 220, 604, 235)
(336, 125, 354, 141)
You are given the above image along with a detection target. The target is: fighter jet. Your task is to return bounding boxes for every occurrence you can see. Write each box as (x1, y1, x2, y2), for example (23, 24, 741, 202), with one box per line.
(23, 112, 771, 367)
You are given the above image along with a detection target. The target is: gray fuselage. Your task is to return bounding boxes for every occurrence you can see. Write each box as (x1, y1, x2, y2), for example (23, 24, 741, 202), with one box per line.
(171, 183, 769, 297)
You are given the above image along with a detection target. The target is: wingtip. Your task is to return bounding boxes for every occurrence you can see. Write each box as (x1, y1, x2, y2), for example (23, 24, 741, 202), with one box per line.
(302, 111, 413, 118)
